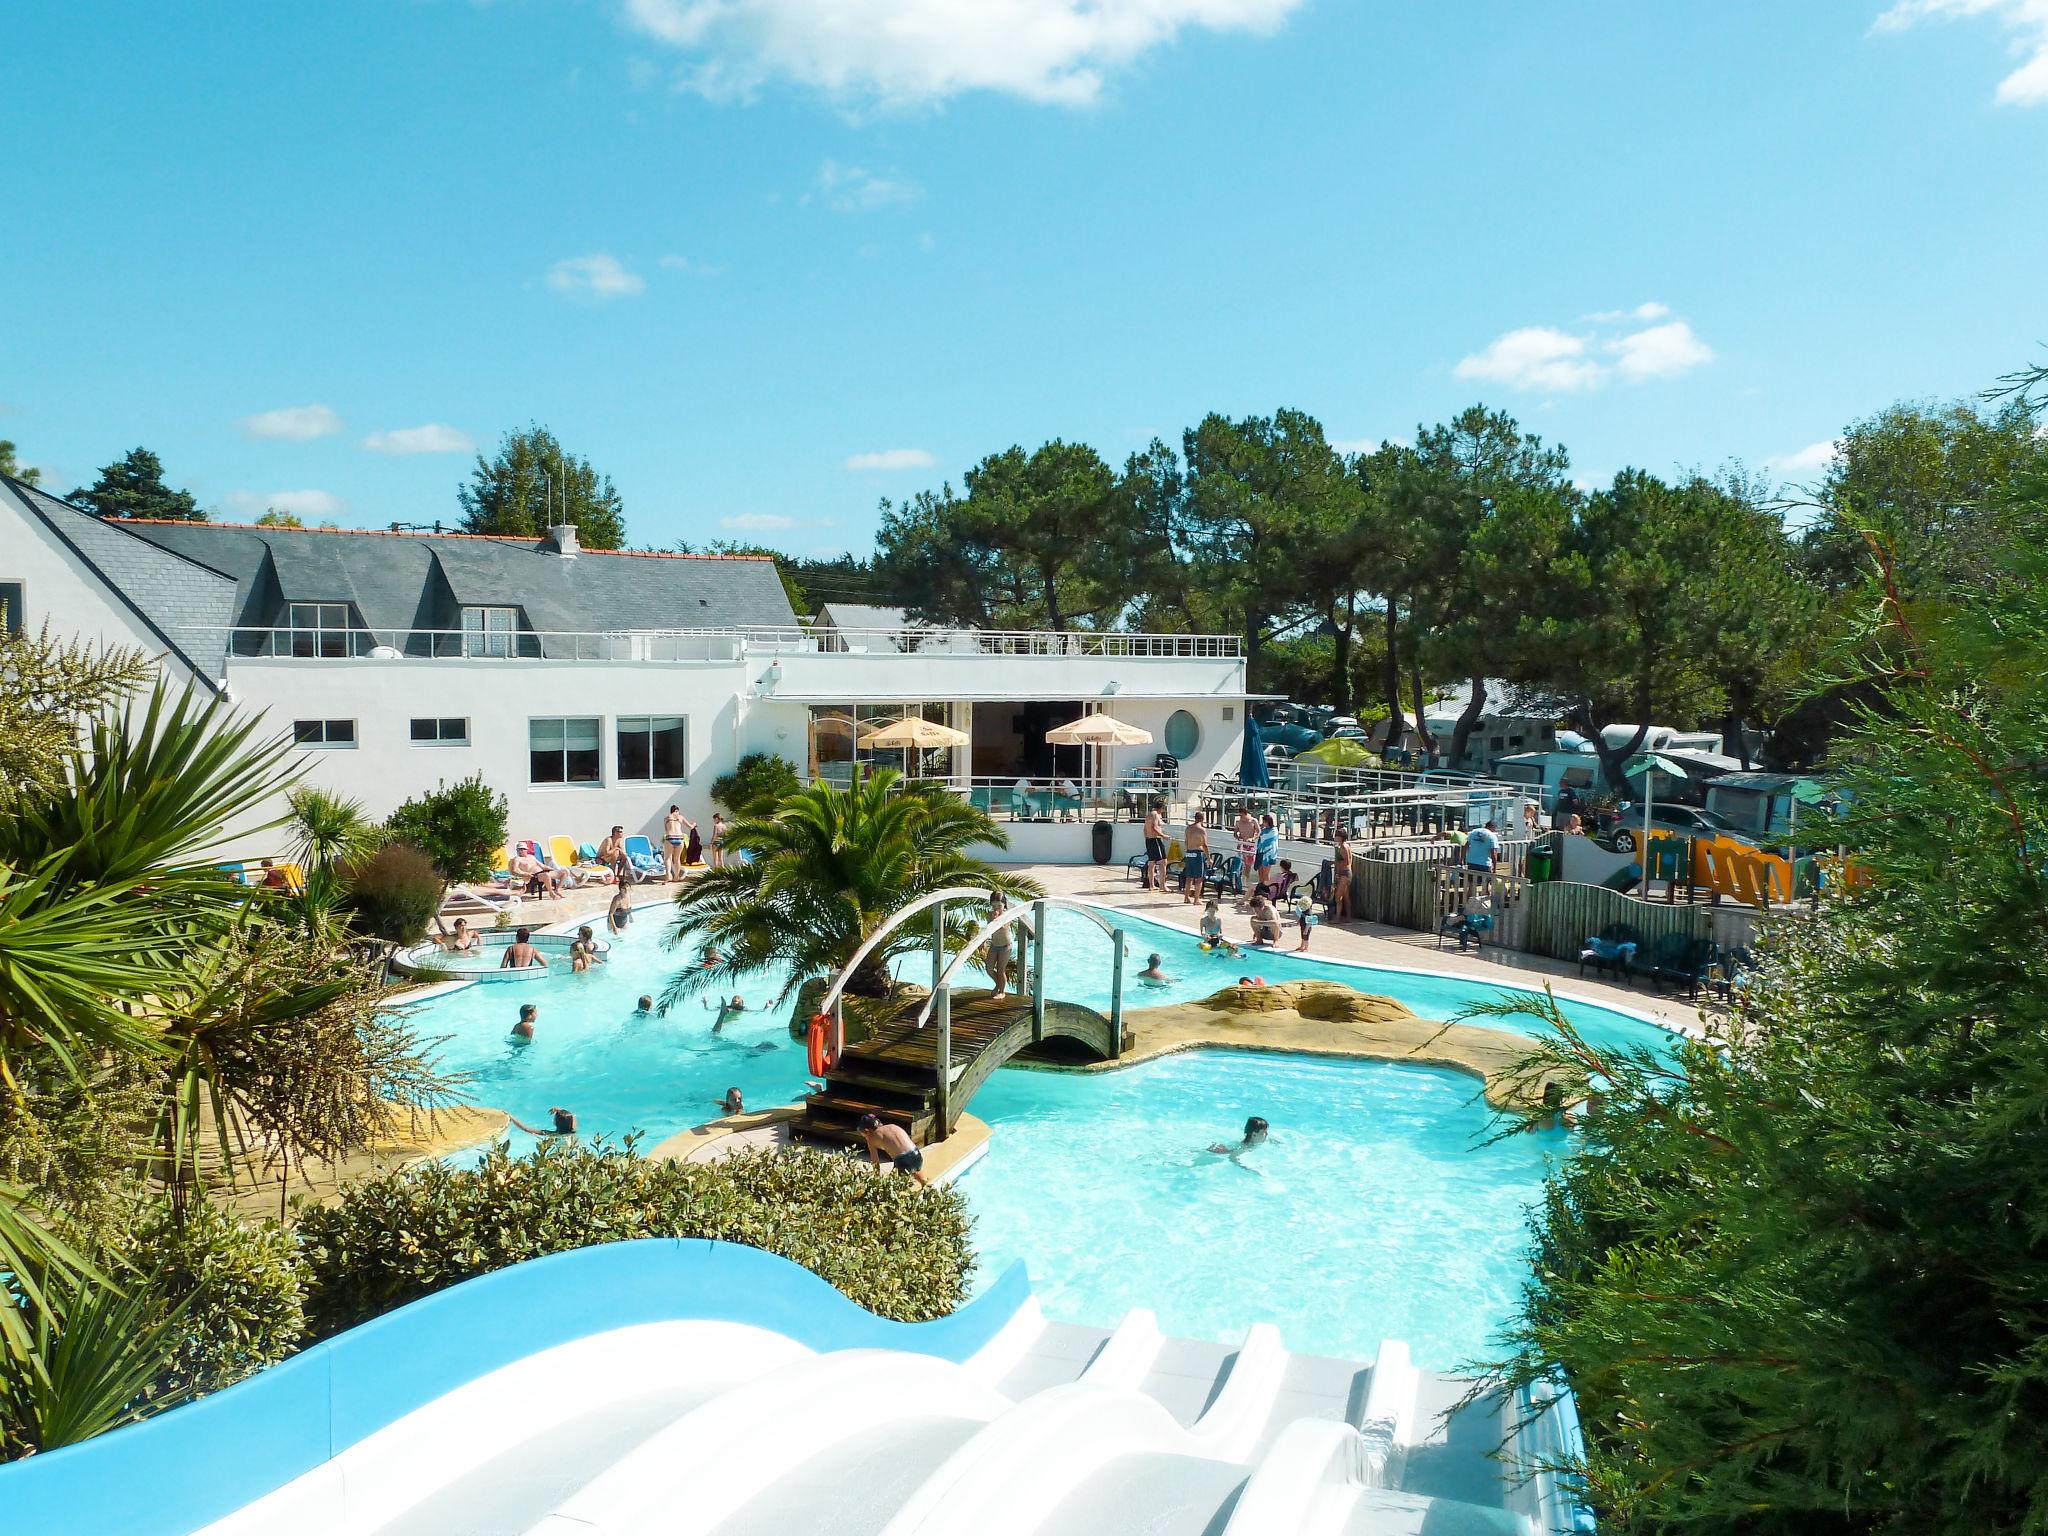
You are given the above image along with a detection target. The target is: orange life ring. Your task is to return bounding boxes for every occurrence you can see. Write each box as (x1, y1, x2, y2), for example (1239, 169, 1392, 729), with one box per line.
(806, 1011, 842, 1076)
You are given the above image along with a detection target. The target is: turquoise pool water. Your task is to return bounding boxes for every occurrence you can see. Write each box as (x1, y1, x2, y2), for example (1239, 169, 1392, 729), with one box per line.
(407, 898, 1668, 1366)
(958, 1051, 1568, 1370)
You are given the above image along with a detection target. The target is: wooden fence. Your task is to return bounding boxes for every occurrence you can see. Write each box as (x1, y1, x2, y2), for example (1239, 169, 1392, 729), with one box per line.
(1347, 854, 1718, 964)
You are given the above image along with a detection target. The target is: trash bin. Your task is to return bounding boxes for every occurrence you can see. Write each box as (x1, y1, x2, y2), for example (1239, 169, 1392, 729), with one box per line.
(1091, 819, 1113, 865)
(1527, 844, 1555, 883)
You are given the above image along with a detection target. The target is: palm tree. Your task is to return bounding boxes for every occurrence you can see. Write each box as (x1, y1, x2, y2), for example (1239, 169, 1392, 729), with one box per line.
(662, 769, 1041, 1011)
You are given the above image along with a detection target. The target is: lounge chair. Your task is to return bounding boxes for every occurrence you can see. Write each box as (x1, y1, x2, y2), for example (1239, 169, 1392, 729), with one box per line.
(1578, 922, 1642, 981)
(547, 835, 611, 885)
(620, 834, 665, 879)
(1645, 933, 1714, 997)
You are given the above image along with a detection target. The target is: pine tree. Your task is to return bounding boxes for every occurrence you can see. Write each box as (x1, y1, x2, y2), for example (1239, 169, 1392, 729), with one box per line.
(455, 425, 626, 549)
(69, 447, 203, 522)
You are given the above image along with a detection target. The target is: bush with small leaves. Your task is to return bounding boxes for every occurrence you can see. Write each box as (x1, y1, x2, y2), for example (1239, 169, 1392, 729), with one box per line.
(295, 1139, 974, 1338)
(710, 752, 801, 817)
(381, 773, 509, 883)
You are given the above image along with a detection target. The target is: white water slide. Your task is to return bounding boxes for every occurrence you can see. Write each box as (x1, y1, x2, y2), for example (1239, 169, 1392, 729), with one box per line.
(0, 1240, 1596, 1536)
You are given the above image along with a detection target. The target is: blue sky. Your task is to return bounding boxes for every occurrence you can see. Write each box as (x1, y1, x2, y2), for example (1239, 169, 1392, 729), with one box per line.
(5, 0, 2045, 554)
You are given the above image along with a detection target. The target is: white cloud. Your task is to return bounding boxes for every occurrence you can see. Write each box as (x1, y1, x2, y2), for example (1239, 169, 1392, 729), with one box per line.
(1585, 301, 1670, 323)
(238, 403, 343, 442)
(1454, 327, 1606, 393)
(1767, 439, 1842, 474)
(722, 512, 796, 531)
(812, 160, 922, 211)
(547, 253, 647, 299)
(223, 488, 347, 520)
(621, 0, 1303, 108)
(845, 447, 936, 471)
(1455, 310, 1714, 392)
(1329, 434, 1409, 456)
(1874, 0, 2048, 105)
(362, 424, 474, 456)
(1608, 319, 1715, 381)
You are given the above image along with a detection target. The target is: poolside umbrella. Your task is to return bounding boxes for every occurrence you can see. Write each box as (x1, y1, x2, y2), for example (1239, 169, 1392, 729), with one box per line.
(1623, 751, 1691, 872)
(1047, 712, 1153, 804)
(857, 715, 969, 778)
(1296, 737, 1372, 768)
(1239, 714, 1270, 789)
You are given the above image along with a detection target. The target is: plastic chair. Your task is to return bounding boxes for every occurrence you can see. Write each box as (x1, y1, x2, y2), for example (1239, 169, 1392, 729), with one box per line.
(621, 834, 665, 877)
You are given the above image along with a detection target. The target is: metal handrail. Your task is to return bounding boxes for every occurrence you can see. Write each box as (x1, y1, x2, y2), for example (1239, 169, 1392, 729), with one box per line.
(174, 624, 1243, 661)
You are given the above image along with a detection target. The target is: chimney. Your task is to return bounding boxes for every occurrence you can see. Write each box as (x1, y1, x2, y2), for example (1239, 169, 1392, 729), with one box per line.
(545, 523, 580, 559)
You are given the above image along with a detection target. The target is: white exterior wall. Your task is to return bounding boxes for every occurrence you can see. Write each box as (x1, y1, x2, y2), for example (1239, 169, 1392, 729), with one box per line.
(5, 511, 210, 690)
(219, 656, 756, 856)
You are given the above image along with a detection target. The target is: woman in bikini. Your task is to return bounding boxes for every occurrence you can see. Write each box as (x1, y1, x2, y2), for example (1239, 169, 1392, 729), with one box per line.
(1331, 828, 1353, 922)
(663, 805, 688, 881)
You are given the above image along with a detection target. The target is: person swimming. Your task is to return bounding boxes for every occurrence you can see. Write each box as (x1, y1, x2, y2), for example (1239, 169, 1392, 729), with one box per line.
(1138, 952, 1172, 986)
(511, 1003, 538, 1042)
(717, 1086, 744, 1115)
(1206, 1116, 1270, 1173)
(708, 994, 746, 1033)
(569, 926, 599, 973)
(634, 995, 655, 1015)
(508, 1106, 578, 1135)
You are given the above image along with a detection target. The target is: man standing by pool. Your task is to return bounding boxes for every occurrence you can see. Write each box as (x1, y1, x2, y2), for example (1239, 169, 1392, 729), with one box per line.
(1463, 817, 1501, 899)
(1144, 799, 1169, 891)
(857, 1113, 928, 1186)
(1181, 810, 1209, 904)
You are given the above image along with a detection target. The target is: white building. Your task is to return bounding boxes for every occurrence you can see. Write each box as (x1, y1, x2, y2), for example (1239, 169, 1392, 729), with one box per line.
(3, 480, 1247, 862)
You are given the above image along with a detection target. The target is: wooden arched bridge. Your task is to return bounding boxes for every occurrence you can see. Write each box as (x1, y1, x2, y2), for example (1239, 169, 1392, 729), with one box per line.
(797, 889, 1130, 1150)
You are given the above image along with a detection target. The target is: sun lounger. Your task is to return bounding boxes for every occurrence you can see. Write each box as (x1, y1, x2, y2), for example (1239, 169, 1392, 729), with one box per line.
(548, 834, 612, 883)
(621, 834, 665, 878)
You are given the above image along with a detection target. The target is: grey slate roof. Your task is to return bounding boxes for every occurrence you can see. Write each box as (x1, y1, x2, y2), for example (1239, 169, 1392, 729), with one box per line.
(4, 479, 236, 688)
(115, 521, 799, 640)
(817, 602, 912, 630)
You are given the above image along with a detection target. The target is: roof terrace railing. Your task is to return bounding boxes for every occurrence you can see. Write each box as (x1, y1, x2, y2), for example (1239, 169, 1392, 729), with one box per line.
(177, 625, 1244, 663)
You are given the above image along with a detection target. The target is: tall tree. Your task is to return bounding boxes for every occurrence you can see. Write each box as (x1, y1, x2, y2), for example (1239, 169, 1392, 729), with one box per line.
(1527, 469, 1792, 789)
(1179, 408, 1355, 690)
(0, 441, 39, 486)
(1386, 407, 1576, 768)
(1798, 397, 2046, 599)
(877, 441, 1130, 631)
(456, 425, 625, 549)
(69, 448, 202, 522)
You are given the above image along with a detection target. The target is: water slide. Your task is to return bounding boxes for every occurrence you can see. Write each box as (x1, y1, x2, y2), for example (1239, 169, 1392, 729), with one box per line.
(0, 1239, 1596, 1536)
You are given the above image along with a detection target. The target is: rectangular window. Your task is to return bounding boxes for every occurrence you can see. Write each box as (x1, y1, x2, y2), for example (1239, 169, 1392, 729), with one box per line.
(617, 715, 687, 781)
(287, 602, 352, 658)
(463, 606, 520, 659)
(409, 717, 470, 745)
(530, 716, 601, 785)
(0, 580, 23, 635)
(292, 719, 357, 748)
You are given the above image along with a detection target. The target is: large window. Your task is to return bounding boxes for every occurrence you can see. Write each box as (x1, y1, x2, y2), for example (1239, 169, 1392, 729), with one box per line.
(410, 717, 469, 745)
(287, 602, 353, 658)
(292, 719, 357, 748)
(617, 715, 687, 781)
(462, 606, 519, 659)
(0, 580, 23, 635)
(530, 716, 601, 785)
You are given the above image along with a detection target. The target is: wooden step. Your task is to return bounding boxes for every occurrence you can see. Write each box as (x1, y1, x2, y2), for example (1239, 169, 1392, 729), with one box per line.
(818, 1073, 930, 1112)
(803, 1091, 933, 1127)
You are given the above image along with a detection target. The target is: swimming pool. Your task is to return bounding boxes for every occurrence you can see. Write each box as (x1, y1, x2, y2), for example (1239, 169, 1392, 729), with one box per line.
(404, 897, 1671, 1366)
(957, 1050, 1568, 1369)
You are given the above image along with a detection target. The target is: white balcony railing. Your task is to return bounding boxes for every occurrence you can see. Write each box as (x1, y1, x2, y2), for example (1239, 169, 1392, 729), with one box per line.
(179, 625, 1244, 663)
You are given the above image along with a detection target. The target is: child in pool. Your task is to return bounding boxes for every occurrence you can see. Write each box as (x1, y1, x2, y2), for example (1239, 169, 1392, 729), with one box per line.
(1199, 898, 1241, 957)
(1206, 1116, 1270, 1174)
(708, 995, 746, 1033)
(569, 926, 600, 972)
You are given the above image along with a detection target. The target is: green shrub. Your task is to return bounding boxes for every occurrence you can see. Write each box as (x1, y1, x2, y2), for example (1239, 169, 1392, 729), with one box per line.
(381, 773, 509, 883)
(339, 842, 443, 946)
(129, 1198, 308, 1401)
(711, 752, 800, 817)
(296, 1139, 974, 1337)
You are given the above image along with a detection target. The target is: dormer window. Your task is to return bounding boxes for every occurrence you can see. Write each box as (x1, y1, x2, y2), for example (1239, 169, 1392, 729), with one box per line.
(462, 606, 519, 659)
(287, 602, 353, 658)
